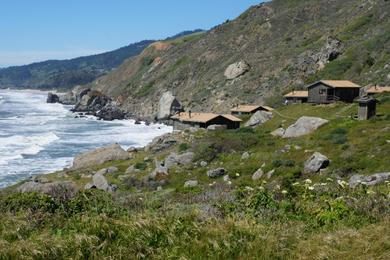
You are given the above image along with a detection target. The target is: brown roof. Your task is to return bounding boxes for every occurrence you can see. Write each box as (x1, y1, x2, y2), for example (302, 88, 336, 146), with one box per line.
(171, 112, 242, 123)
(230, 105, 274, 113)
(366, 86, 390, 94)
(284, 90, 308, 98)
(319, 80, 361, 88)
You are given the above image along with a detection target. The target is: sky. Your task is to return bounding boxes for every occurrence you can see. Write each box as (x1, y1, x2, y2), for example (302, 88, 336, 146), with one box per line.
(0, 0, 262, 68)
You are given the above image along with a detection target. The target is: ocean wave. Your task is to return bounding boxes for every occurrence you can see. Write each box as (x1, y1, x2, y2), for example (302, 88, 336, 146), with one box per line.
(0, 132, 59, 165)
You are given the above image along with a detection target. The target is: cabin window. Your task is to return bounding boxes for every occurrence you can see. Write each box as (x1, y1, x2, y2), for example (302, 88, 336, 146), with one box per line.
(319, 89, 327, 95)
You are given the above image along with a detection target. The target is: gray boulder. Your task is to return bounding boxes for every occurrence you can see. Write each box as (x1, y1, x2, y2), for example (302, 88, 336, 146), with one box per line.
(72, 144, 130, 170)
(125, 165, 140, 174)
(207, 168, 226, 178)
(157, 91, 183, 120)
(245, 111, 273, 127)
(252, 168, 264, 180)
(17, 181, 78, 199)
(303, 152, 330, 174)
(73, 90, 111, 112)
(283, 116, 328, 138)
(164, 152, 194, 169)
(184, 180, 198, 188)
(145, 134, 178, 153)
(224, 61, 250, 80)
(349, 172, 390, 188)
(95, 102, 125, 121)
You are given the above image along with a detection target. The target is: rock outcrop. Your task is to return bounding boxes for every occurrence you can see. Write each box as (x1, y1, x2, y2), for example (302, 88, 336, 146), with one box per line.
(283, 116, 328, 138)
(303, 152, 330, 174)
(17, 181, 78, 199)
(349, 172, 390, 188)
(145, 134, 178, 153)
(271, 128, 285, 137)
(164, 152, 194, 169)
(47, 93, 60, 103)
(245, 111, 273, 127)
(156, 91, 183, 120)
(72, 144, 130, 170)
(224, 61, 250, 80)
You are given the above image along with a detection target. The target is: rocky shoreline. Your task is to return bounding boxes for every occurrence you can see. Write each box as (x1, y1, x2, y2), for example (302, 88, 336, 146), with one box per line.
(47, 87, 129, 121)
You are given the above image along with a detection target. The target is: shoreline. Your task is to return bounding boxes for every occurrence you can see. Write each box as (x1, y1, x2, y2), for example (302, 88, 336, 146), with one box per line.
(0, 89, 172, 188)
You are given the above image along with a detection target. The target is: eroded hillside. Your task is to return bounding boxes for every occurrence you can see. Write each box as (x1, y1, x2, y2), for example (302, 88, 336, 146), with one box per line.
(90, 0, 390, 119)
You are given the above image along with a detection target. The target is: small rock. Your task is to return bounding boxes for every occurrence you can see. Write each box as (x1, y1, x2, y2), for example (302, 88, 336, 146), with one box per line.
(266, 169, 275, 179)
(271, 128, 285, 137)
(184, 180, 198, 188)
(303, 152, 330, 174)
(157, 186, 163, 191)
(207, 168, 226, 178)
(349, 172, 390, 188)
(241, 152, 250, 160)
(106, 166, 118, 173)
(252, 168, 264, 180)
(126, 165, 140, 174)
(223, 175, 230, 182)
(279, 145, 291, 153)
(200, 161, 208, 167)
(164, 152, 194, 169)
(84, 183, 96, 189)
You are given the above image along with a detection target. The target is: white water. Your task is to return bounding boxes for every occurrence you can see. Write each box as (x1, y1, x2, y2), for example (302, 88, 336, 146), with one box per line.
(0, 89, 172, 188)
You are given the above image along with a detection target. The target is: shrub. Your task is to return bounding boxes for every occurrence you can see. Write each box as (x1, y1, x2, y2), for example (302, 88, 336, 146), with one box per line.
(178, 143, 190, 152)
(326, 127, 348, 144)
(134, 162, 148, 170)
(0, 192, 57, 214)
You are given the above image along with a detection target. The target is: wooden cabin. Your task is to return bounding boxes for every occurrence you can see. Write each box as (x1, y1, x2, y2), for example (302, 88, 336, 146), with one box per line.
(230, 105, 274, 115)
(307, 80, 361, 104)
(366, 86, 390, 95)
(171, 112, 242, 130)
(357, 97, 377, 120)
(284, 91, 308, 104)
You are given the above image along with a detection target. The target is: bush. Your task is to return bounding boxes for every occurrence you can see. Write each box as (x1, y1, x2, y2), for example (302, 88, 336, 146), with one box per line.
(326, 127, 348, 144)
(178, 143, 190, 152)
(0, 192, 57, 214)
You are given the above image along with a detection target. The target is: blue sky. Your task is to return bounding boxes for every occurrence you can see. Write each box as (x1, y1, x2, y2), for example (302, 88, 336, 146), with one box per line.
(0, 0, 262, 67)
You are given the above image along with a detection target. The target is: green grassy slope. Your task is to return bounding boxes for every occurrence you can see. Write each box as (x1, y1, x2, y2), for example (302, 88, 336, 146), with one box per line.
(1, 95, 389, 259)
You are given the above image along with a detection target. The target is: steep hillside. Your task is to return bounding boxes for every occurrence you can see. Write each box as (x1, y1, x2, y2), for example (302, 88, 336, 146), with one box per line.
(90, 0, 390, 119)
(0, 30, 202, 90)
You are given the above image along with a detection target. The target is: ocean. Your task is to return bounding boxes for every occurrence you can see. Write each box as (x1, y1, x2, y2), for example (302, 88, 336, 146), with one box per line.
(0, 89, 172, 188)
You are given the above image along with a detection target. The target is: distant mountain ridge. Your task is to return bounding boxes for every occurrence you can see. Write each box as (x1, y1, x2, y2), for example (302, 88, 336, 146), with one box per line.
(0, 30, 203, 90)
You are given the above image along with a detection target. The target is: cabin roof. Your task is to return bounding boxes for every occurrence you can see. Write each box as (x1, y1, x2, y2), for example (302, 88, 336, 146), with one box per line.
(366, 86, 390, 94)
(308, 80, 361, 89)
(284, 90, 309, 98)
(230, 105, 274, 113)
(171, 112, 242, 123)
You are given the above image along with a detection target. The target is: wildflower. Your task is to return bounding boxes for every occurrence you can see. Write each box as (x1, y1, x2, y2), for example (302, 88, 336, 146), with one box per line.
(326, 178, 333, 182)
(259, 186, 265, 191)
(367, 189, 375, 195)
(235, 173, 240, 177)
(227, 181, 232, 185)
(320, 183, 328, 186)
(261, 180, 268, 185)
(245, 186, 254, 191)
(304, 179, 312, 184)
(275, 184, 281, 190)
(337, 180, 348, 188)
(281, 190, 288, 194)
(292, 182, 300, 186)
(307, 186, 315, 191)
(139, 197, 143, 201)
